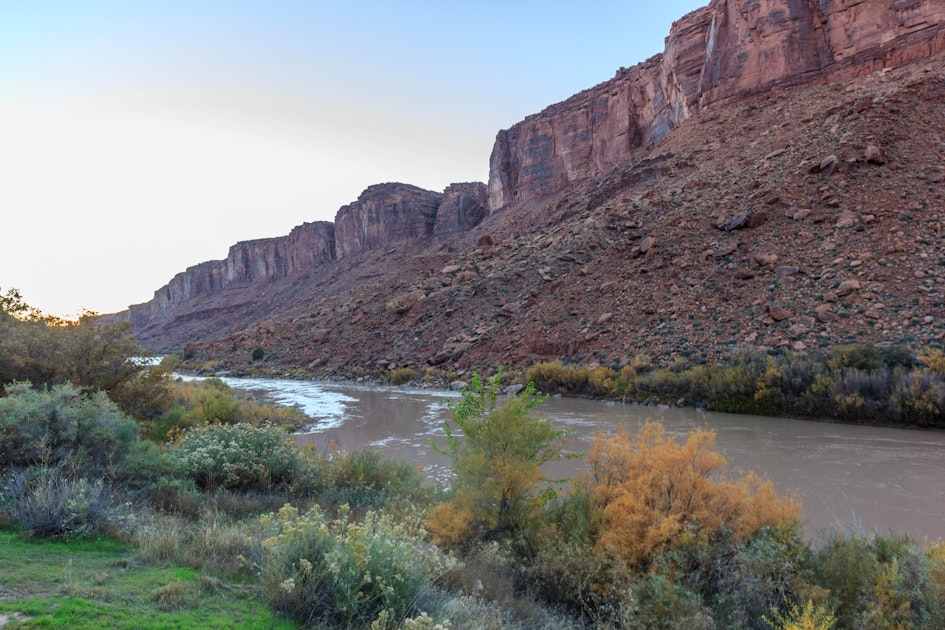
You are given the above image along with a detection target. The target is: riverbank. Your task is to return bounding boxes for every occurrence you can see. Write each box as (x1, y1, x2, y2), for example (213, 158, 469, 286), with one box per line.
(172, 343, 945, 430)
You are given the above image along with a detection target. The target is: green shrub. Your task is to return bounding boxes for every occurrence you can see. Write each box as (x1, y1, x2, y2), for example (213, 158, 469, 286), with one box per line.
(0, 381, 140, 479)
(148, 379, 309, 441)
(302, 448, 432, 511)
(765, 600, 837, 630)
(524, 346, 945, 426)
(524, 541, 633, 625)
(427, 370, 572, 552)
(251, 347, 265, 362)
(260, 503, 454, 627)
(891, 372, 945, 427)
(623, 573, 713, 630)
(829, 345, 883, 372)
(1, 466, 127, 538)
(388, 367, 416, 385)
(667, 522, 812, 629)
(526, 361, 618, 397)
(0, 290, 168, 420)
(810, 531, 945, 629)
(919, 348, 945, 376)
(170, 423, 305, 492)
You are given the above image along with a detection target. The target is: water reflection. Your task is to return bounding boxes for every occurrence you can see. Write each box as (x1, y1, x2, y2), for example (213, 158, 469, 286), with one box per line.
(192, 375, 945, 541)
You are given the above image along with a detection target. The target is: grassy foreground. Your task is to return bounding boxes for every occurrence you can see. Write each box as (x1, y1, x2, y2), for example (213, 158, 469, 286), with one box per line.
(0, 526, 293, 629)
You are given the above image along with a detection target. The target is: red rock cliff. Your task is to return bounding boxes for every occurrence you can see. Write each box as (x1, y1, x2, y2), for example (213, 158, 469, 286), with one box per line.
(488, 0, 945, 210)
(143, 220, 335, 318)
(125, 182, 489, 324)
(433, 182, 489, 240)
(333, 183, 444, 259)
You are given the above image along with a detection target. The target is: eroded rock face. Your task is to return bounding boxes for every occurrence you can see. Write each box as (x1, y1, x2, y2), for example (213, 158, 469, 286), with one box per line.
(487, 0, 945, 210)
(123, 0, 945, 341)
(433, 182, 489, 240)
(147, 221, 335, 317)
(129, 182, 492, 320)
(334, 183, 443, 259)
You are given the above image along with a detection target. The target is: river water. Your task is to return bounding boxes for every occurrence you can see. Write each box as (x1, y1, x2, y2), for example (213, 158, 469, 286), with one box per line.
(196, 375, 945, 541)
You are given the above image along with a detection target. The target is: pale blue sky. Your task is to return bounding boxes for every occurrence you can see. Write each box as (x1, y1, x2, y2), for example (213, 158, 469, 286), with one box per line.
(1, 1, 707, 316)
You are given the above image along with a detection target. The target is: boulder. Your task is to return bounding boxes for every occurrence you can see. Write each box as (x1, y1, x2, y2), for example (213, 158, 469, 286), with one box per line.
(865, 145, 886, 165)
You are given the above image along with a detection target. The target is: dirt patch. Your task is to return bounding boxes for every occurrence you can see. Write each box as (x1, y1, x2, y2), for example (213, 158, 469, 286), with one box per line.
(0, 612, 32, 627)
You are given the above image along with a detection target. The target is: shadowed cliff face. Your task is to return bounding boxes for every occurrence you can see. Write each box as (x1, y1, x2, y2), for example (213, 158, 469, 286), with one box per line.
(433, 183, 489, 240)
(487, 0, 945, 210)
(129, 221, 336, 322)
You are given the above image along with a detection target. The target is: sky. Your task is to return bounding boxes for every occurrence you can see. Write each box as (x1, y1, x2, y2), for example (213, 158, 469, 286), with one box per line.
(1, 1, 707, 318)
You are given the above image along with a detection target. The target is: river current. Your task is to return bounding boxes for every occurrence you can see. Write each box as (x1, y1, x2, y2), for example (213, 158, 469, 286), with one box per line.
(189, 375, 945, 541)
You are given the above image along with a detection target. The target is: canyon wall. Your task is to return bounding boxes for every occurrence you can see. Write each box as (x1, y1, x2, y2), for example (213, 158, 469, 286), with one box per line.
(433, 182, 489, 240)
(128, 0, 945, 332)
(128, 182, 488, 324)
(487, 0, 945, 210)
(138, 220, 335, 320)
(333, 183, 443, 259)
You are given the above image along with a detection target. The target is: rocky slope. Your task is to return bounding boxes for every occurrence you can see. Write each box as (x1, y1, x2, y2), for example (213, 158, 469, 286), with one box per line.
(122, 0, 945, 377)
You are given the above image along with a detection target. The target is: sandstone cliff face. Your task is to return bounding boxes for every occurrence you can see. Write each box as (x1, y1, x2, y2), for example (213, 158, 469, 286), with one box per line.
(433, 182, 489, 240)
(287, 221, 336, 272)
(130, 182, 490, 323)
(333, 183, 444, 259)
(144, 221, 335, 318)
(128, 0, 945, 348)
(487, 0, 945, 210)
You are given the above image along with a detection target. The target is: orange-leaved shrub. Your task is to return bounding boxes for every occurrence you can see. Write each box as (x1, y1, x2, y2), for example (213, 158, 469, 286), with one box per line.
(583, 422, 800, 570)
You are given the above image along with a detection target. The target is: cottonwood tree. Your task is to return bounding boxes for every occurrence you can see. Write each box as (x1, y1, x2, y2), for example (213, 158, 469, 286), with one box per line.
(0, 288, 169, 419)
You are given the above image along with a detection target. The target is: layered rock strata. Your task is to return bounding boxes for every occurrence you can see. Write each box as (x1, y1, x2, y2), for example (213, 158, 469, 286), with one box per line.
(487, 0, 945, 210)
(334, 183, 443, 258)
(433, 182, 489, 240)
(128, 182, 488, 323)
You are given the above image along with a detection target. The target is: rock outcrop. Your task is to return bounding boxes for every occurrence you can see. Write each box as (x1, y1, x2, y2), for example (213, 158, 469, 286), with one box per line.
(487, 0, 945, 210)
(433, 182, 489, 241)
(136, 221, 335, 320)
(333, 183, 443, 259)
(127, 183, 489, 323)
(124, 0, 945, 359)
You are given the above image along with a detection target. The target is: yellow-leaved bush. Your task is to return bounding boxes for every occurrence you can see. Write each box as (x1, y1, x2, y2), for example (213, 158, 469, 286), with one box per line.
(583, 422, 800, 570)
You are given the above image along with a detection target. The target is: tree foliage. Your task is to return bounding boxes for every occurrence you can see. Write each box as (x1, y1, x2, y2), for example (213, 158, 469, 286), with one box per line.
(428, 370, 572, 549)
(0, 287, 170, 420)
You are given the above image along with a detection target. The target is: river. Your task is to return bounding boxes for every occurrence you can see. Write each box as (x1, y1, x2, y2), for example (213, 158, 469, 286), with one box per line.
(193, 375, 945, 541)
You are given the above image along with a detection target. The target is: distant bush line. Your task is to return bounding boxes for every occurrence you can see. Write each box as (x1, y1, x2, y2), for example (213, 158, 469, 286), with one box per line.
(525, 344, 945, 428)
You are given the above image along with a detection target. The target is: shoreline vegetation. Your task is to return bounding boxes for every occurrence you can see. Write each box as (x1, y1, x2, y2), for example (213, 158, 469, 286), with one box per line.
(3, 289, 945, 627)
(177, 341, 945, 431)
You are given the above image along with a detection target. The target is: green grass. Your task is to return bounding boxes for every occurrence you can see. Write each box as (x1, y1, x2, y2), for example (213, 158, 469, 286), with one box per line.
(0, 525, 295, 629)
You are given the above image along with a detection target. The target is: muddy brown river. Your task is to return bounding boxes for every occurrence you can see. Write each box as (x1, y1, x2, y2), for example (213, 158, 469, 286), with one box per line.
(199, 375, 945, 541)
